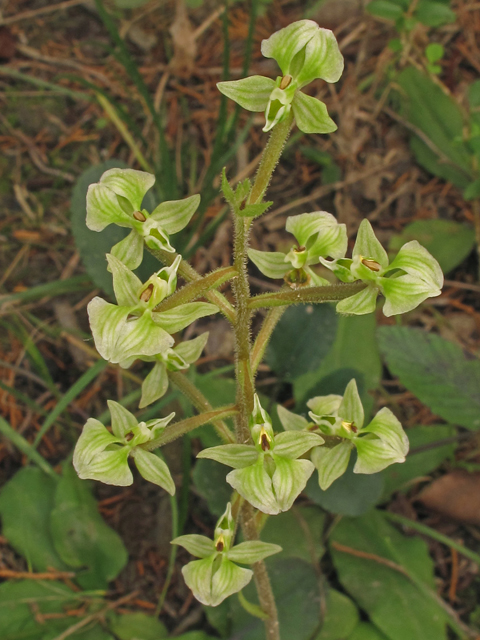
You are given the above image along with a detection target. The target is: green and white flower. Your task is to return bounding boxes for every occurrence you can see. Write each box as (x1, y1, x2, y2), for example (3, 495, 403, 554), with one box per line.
(88, 254, 217, 366)
(172, 503, 281, 606)
(217, 20, 344, 134)
(73, 401, 175, 492)
(197, 395, 324, 515)
(320, 219, 443, 316)
(86, 167, 200, 269)
(139, 333, 209, 408)
(248, 211, 347, 287)
(291, 379, 409, 490)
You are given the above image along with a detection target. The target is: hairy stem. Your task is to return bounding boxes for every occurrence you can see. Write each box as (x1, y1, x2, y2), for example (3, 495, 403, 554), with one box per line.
(143, 405, 238, 449)
(251, 307, 286, 375)
(168, 371, 235, 443)
(231, 118, 293, 640)
(150, 248, 235, 322)
(248, 112, 294, 205)
(241, 502, 280, 640)
(248, 282, 366, 309)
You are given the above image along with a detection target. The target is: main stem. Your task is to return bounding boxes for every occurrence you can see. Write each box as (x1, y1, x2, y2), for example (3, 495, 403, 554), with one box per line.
(233, 116, 293, 640)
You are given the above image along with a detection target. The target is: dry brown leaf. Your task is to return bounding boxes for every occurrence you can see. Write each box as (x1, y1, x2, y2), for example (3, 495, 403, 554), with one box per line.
(169, 0, 196, 79)
(417, 470, 480, 525)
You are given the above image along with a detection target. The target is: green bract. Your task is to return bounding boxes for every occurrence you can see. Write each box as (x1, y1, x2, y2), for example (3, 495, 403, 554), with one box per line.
(73, 401, 175, 493)
(86, 167, 200, 269)
(320, 219, 443, 316)
(87, 254, 217, 366)
(139, 333, 209, 408)
(172, 503, 281, 606)
(217, 20, 344, 134)
(303, 379, 409, 489)
(248, 211, 347, 287)
(197, 396, 323, 515)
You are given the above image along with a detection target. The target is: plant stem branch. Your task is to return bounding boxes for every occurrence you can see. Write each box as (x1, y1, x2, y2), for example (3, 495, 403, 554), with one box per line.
(167, 371, 235, 444)
(251, 307, 286, 375)
(144, 405, 238, 449)
(248, 282, 366, 309)
(154, 265, 238, 312)
(150, 248, 235, 322)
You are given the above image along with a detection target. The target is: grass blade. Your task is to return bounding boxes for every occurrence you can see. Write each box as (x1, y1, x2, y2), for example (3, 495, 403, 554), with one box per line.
(0, 417, 56, 477)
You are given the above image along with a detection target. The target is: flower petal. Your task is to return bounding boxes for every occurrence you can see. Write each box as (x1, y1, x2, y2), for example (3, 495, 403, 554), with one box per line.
(354, 438, 406, 474)
(87, 297, 130, 361)
(311, 441, 352, 490)
(386, 240, 443, 289)
(277, 404, 310, 431)
(150, 194, 200, 235)
(247, 249, 291, 279)
(226, 541, 282, 564)
(107, 400, 138, 439)
(171, 534, 215, 559)
(362, 407, 409, 457)
(152, 302, 218, 334)
(338, 379, 364, 430)
(133, 449, 175, 495)
(295, 28, 344, 87)
(73, 418, 122, 474)
(292, 92, 337, 135)
(116, 312, 174, 363)
(86, 183, 134, 232)
(261, 20, 320, 76)
(210, 557, 253, 606)
(336, 286, 378, 315)
(352, 219, 389, 268)
(271, 456, 315, 512)
(100, 167, 155, 210)
(79, 447, 133, 486)
(173, 332, 209, 365)
(227, 460, 280, 515)
(273, 431, 324, 458)
(181, 557, 215, 606)
(197, 445, 259, 469)
(107, 253, 142, 307)
(217, 76, 276, 112)
(379, 274, 441, 317)
(139, 362, 169, 409)
(110, 230, 144, 271)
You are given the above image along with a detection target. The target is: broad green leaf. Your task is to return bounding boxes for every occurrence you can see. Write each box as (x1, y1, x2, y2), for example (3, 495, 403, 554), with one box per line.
(0, 580, 78, 640)
(226, 541, 282, 564)
(415, 1, 456, 27)
(292, 92, 337, 134)
(152, 302, 218, 333)
(107, 612, 168, 640)
(197, 444, 259, 469)
(133, 448, 175, 494)
(260, 506, 325, 563)
(378, 326, 480, 429)
(389, 219, 475, 274)
(330, 511, 448, 640)
(348, 623, 390, 640)
(150, 194, 200, 235)
(315, 588, 359, 640)
(217, 76, 276, 112)
(397, 67, 473, 188)
(267, 303, 338, 382)
(296, 313, 381, 409)
(171, 534, 215, 558)
(367, 0, 405, 21)
(192, 459, 232, 516)
(381, 424, 455, 499)
(305, 455, 384, 516)
(464, 179, 480, 200)
(229, 559, 321, 640)
(0, 467, 65, 572)
(50, 465, 128, 589)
